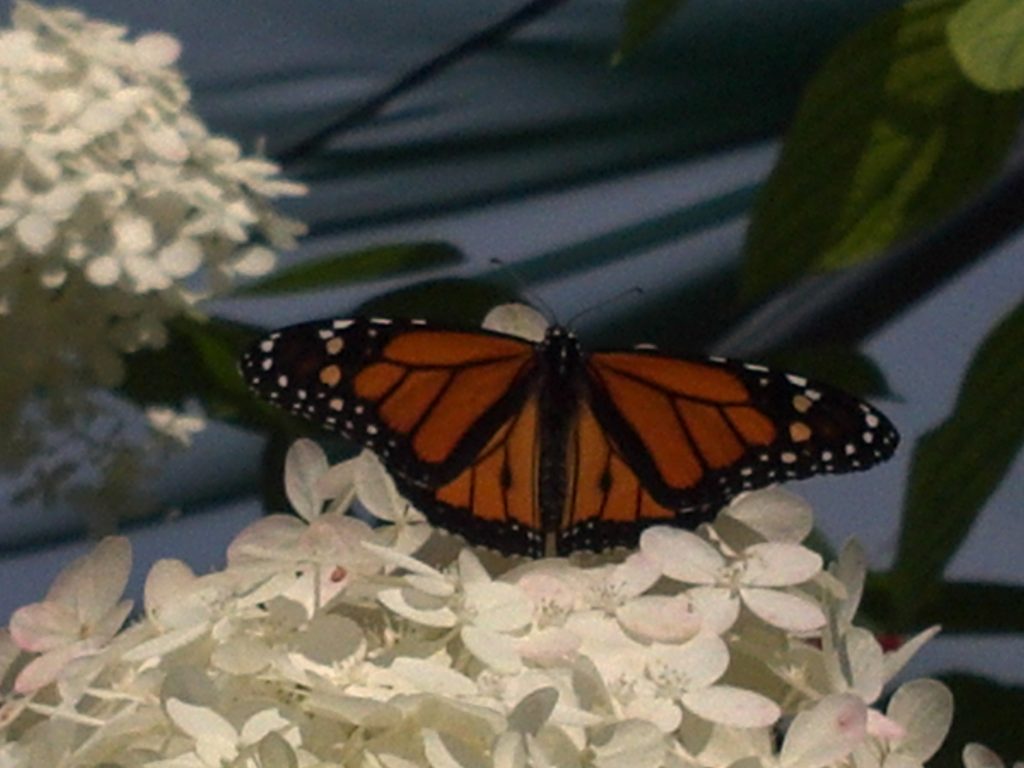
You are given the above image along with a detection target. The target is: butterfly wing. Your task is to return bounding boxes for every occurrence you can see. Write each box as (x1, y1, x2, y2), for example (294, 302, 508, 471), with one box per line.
(391, 390, 546, 557)
(557, 397, 701, 555)
(240, 318, 538, 486)
(582, 350, 899, 516)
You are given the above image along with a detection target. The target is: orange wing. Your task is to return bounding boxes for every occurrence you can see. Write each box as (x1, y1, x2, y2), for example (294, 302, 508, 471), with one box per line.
(558, 398, 691, 555)
(391, 391, 547, 556)
(584, 350, 898, 515)
(240, 318, 537, 486)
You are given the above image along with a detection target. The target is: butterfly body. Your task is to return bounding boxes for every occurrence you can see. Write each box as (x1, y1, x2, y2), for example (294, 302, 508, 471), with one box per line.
(241, 316, 898, 557)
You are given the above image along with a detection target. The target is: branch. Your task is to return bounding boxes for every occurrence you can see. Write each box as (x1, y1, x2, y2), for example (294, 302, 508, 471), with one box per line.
(276, 0, 572, 165)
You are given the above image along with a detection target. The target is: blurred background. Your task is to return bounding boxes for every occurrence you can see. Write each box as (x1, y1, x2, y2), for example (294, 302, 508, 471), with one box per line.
(0, 0, 1021, 761)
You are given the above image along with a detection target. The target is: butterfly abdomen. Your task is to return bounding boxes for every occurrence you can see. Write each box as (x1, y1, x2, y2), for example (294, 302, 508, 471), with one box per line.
(536, 327, 587, 553)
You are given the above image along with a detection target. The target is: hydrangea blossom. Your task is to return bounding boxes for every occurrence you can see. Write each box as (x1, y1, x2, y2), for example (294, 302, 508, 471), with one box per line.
(0, 1, 305, 507)
(0, 438, 964, 767)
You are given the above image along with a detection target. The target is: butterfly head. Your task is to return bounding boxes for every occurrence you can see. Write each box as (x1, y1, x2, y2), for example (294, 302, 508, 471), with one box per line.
(540, 324, 583, 378)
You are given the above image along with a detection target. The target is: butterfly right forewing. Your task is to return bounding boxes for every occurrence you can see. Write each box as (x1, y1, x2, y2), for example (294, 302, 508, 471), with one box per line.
(584, 349, 899, 512)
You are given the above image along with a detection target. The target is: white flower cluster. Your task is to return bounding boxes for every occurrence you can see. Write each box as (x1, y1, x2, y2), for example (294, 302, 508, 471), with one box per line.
(0, 1, 305, 500)
(0, 440, 961, 767)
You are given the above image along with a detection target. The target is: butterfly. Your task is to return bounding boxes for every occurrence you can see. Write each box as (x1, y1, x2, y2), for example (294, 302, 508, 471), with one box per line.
(240, 310, 898, 558)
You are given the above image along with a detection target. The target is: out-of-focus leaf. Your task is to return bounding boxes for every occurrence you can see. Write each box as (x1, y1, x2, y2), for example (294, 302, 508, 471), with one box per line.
(615, 0, 688, 62)
(948, 0, 1024, 92)
(742, 0, 1022, 300)
(119, 316, 309, 435)
(232, 242, 463, 296)
(916, 582, 1024, 633)
(891, 300, 1024, 622)
(762, 346, 894, 399)
(931, 675, 1024, 768)
(354, 278, 522, 327)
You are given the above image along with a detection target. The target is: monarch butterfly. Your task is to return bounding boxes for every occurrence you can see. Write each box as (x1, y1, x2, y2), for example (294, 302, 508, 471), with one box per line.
(240, 308, 898, 557)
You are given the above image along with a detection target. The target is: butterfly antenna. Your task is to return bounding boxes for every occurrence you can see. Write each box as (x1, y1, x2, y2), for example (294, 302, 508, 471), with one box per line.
(488, 257, 557, 323)
(566, 286, 644, 327)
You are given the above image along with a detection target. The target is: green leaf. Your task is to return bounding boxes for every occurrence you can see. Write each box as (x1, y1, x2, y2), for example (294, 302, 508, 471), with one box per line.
(891, 299, 1024, 622)
(615, 0, 688, 62)
(119, 316, 310, 435)
(742, 0, 1023, 300)
(948, 0, 1024, 91)
(232, 242, 463, 296)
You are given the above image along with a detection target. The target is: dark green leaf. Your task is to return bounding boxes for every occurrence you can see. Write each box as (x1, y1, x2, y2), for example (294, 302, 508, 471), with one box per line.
(948, 0, 1024, 92)
(762, 346, 895, 398)
(891, 299, 1024, 622)
(354, 278, 522, 327)
(615, 0, 688, 62)
(119, 316, 309, 435)
(233, 242, 463, 296)
(742, 0, 1022, 300)
(932, 675, 1024, 768)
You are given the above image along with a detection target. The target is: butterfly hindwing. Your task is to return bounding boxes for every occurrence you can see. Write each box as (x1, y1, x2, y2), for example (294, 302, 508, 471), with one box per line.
(392, 390, 545, 557)
(557, 398, 707, 555)
(584, 350, 899, 511)
(240, 318, 537, 485)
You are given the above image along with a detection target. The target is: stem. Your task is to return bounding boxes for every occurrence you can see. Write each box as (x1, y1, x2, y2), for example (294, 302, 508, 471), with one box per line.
(277, 0, 572, 165)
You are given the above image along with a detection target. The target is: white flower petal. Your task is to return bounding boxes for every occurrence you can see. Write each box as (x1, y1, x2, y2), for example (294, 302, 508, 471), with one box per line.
(682, 684, 780, 728)
(284, 439, 329, 521)
(13, 644, 80, 693)
(15, 213, 55, 253)
(156, 239, 203, 278)
(885, 679, 953, 762)
(515, 627, 580, 666)
(9, 601, 79, 652)
(687, 586, 740, 634)
(134, 32, 181, 66)
(867, 709, 906, 741)
(232, 245, 276, 276)
(883, 625, 941, 683)
(844, 627, 884, 703)
(356, 451, 412, 523)
(85, 254, 121, 285)
(389, 658, 477, 697)
(482, 303, 548, 342)
(166, 698, 238, 757)
(48, 536, 132, 626)
(780, 694, 866, 768)
(379, 587, 457, 628)
(590, 720, 667, 768)
(616, 594, 701, 644)
(723, 488, 813, 542)
(741, 543, 822, 587)
(608, 552, 662, 600)
(464, 580, 533, 632)
(741, 588, 826, 632)
(833, 539, 867, 626)
(640, 527, 724, 584)
(239, 708, 292, 747)
(460, 626, 522, 674)
(962, 744, 1006, 768)
(649, 631, 730, 691)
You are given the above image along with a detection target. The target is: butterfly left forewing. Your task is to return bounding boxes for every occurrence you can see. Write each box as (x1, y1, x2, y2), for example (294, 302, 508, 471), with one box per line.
(240, 318, 537, 486)
(584, 350, 899, 512)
